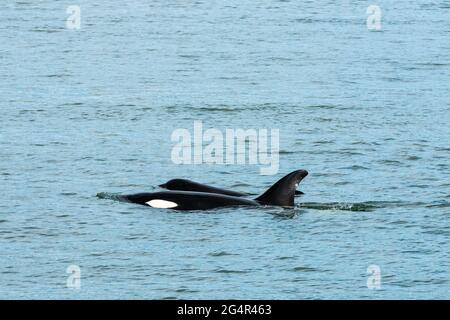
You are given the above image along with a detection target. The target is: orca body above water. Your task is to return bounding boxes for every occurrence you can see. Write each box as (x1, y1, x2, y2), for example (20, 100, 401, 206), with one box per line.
(112, 169, 308, 211)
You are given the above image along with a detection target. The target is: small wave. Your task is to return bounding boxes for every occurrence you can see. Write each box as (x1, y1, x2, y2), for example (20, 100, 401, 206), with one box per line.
(208, 251, 237, 257)
(115, 104, 137, 107)
(230, 182, 251, 188)
(31, 28, 62, 33)
(195, 106, 239, 113)
(42, 74, 71, 78)
(378, 159, 402, 165)
(60, 102, 84, 106)
(313, 140, 334, 145)
(291, 266, 318, 272)
(60, 192, 77, 196)
(214, 269, 248, 274)
(305, 104, 346, 110)
(174, 287, 199, 293)
(425, 200, 450, 208)
(340, 165, 369, 170)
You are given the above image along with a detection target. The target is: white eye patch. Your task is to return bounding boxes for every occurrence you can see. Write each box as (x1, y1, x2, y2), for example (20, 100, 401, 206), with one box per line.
(146, 199, 178, 209)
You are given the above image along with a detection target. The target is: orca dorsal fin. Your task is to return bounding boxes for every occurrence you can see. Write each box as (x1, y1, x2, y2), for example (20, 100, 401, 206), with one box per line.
(255, 170, 308, 207)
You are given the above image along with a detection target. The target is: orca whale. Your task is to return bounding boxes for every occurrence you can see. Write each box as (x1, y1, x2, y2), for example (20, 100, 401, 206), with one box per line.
(116, 169, 308, 210)
(159, 179, 304, 196)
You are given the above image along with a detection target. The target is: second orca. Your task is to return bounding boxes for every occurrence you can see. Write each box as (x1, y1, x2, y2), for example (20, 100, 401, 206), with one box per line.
(159, 178, 304, 196)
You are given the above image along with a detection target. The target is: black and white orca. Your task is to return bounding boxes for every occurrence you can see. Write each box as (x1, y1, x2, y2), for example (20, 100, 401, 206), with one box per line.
(115, 169, 308, 210)
(159, 179, 304, 196)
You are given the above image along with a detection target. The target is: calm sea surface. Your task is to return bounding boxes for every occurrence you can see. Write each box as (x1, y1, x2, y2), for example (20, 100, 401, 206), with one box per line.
(0, 1, 449, 299)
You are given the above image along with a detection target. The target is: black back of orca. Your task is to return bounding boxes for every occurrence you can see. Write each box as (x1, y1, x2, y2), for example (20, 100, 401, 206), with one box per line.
(119, 169, 308, 210)
(159, 179, 246, 197)
(159, 178, 304, 196)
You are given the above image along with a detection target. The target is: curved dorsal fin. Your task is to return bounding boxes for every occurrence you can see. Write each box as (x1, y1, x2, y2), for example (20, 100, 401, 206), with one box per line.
(255, 170, 308, 207)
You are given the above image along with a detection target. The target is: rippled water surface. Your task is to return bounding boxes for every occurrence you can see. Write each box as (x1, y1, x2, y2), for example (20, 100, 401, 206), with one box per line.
(1, 1, 449, 299)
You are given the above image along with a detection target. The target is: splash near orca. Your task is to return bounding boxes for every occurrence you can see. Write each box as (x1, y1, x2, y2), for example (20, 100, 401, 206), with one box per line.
(99, 169, 308, 211)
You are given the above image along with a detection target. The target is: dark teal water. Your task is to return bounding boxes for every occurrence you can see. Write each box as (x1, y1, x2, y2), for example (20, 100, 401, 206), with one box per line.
(0, 1, 449, 299)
